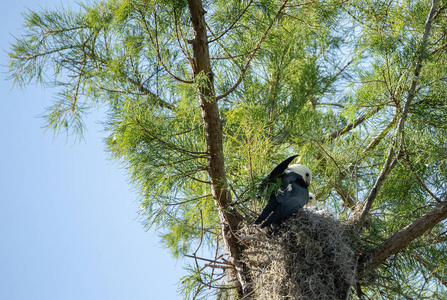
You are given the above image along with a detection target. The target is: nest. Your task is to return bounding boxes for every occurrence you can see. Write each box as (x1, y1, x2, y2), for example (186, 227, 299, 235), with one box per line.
(240, 208, 358, 299)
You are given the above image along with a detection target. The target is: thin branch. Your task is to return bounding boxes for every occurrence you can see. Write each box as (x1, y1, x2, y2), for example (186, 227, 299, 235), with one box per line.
(164, 194, 212, 206)
(211, 48, 257, 60)
(173, 8, 194, 71)
(134, 115, 206, 156)
(194, 210, 204, 256)
(315, 102, 346, 108)
(215, 0, 290, 101)
(126, 76, 175, 110)
(314, 140, 341, 172)
(412, 253, 447, 289)
(404, 153, 442, 203)
(207, 0, 254, 43)
(204, 263, 234, 270)
(191, 210, 205, 283)
(137, 8, 193, 84)
(206, 23, 245, 75)
(374, 284, 415, 300)
(282, 12, 322, 28)
(184, 254, 233, 265)
(336, 183, 356, 208)
(354, 149, 399, 224)
(162, 210, 217, 235)
(430, 42, 447, 55)
(363, 113, 398, 154)
(229, 184, 257, 217)
(174, 123, 204, 136)
(329, 106, 382, 140)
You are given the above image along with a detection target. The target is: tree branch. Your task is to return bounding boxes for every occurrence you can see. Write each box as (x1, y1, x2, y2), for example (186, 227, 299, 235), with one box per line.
(329, 106, 382, 140)
(125, 76, 175, 110)
(430, 42, 447, 55)
(134, 115, 206, 156)
(353, 0, 440, 224)
(364, 200, 447, 273)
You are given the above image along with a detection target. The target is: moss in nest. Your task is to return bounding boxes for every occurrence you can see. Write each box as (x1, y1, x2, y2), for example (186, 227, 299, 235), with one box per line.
(240, 208, 358, 299)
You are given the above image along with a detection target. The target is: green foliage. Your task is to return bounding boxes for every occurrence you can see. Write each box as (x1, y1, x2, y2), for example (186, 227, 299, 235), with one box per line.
(8, 0, 447, 298)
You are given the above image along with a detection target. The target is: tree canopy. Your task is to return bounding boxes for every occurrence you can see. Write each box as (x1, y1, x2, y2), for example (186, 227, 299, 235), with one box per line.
(8, 0, 447, 298)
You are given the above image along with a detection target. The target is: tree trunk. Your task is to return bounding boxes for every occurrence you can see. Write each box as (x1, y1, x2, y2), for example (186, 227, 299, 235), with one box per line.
(186, 0, 251, 296)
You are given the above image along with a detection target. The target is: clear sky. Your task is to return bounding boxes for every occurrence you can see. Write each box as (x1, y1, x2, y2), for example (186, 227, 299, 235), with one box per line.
(0, 1, 187, 299)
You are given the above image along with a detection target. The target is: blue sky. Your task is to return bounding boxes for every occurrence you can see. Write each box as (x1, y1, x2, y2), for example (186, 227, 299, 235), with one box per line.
(0, 1, 187, 299)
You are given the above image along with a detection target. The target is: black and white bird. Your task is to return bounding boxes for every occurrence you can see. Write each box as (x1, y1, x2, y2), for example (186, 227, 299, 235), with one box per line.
(255, 155, 312, 230)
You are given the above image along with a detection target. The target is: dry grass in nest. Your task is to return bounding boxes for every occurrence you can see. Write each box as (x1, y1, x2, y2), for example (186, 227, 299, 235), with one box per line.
(239, 208, 358, 299)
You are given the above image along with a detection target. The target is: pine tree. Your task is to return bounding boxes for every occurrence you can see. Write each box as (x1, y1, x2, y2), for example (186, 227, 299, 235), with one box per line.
(8, 0, 447, 298)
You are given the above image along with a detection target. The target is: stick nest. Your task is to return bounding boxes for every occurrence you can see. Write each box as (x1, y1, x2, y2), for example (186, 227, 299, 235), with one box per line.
(239, 208, 358, 299)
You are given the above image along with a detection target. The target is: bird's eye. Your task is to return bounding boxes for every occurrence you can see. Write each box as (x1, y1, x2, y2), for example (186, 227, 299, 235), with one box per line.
(306, 173, 309, 177)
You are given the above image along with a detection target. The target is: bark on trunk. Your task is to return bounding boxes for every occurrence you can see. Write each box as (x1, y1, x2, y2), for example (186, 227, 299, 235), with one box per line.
(186, 0, 251, 296)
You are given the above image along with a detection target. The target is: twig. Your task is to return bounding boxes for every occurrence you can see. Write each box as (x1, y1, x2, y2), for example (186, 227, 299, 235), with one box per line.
(184, 254, 233, 265)
(208, 0, 254, 43)
(314, 140, 341, 172)
(164, 194, 212, 206)
(215, 0, 291, 101)
(229, 184, 257, 216)
(404, 152, 441, 203)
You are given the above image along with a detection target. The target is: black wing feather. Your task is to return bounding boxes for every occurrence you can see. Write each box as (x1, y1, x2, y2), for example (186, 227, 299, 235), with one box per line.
(259, 155, 299, 187)
(258, 172, 309, 228)
(254, 194, 278, 225)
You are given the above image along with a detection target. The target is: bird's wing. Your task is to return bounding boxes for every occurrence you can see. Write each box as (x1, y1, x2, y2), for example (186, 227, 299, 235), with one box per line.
(255, 194, 278, 224)
(255, 155, 298, 225)
(259, 155, 299, 187)
(260, 173, 309, 228)
(260, 198, 286, 228)
(254, 194, 278, 225)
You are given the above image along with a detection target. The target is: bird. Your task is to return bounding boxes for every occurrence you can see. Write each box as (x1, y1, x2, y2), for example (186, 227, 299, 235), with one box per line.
(305, 193, 317, 208)
(255, 155, 312, 231)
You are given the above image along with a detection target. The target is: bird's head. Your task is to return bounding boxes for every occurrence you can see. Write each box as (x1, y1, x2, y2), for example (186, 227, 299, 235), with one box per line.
(287, 164, 312, 185)
(306, 193, 317, 207)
